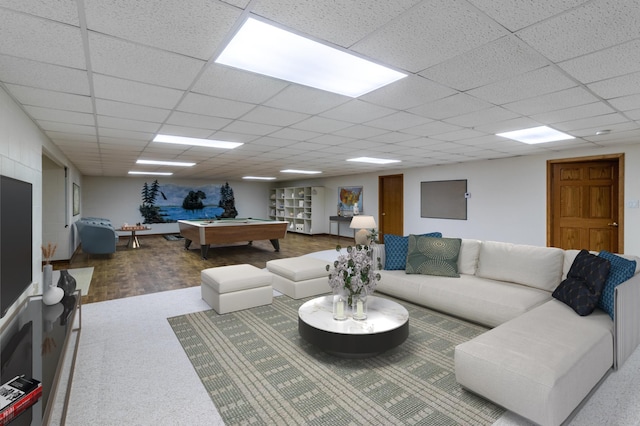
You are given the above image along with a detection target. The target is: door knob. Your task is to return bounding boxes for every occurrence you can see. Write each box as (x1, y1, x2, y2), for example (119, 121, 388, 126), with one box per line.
(608, 222, 619, 227)
(382, 213, 386, 216)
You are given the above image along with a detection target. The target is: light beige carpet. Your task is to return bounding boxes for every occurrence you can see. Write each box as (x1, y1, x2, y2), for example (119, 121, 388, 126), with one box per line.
(51, 267, 93, 296)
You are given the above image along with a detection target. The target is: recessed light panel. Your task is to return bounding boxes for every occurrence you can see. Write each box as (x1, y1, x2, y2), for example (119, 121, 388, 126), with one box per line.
(496, 126, 574, 144)
(128, 171, 173, 176)
(280, 169, 322, 175)
(137, 159, 195, 167)
(153, 134, 243, 149)
(347, 157, 401, 164)
(243, 176, 276, 180)
(216, 18, 407, 97)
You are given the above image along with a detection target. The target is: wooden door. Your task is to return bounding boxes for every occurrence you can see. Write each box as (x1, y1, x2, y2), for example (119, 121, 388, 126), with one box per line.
(548, 156, 623, 252)
(378, 174, 403, 243)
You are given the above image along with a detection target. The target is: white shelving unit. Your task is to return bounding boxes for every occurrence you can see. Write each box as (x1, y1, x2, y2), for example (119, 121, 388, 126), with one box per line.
(269, 186, 326, 234)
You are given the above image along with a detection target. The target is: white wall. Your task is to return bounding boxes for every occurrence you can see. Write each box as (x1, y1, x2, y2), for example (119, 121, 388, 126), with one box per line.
(82, 176, 272, 235)
(288, 143, 640, 254)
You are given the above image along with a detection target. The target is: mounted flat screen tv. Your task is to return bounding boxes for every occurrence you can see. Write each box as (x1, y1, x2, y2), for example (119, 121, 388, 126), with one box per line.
(0, 175, 33, 318)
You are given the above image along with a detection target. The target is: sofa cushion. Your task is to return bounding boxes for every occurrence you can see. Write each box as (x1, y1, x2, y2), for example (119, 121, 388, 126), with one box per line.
(458, 239, 481, 275)
(476, 241, 564, 292)
(552, 249, 610, 316)
(597, 250, 637, 319)
(405, 235, 461, 277)
(266, 256, 329, 281)
(383, 232, 441, 270)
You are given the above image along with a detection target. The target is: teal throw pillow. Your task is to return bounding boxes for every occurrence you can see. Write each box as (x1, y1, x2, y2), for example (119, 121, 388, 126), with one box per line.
(384, 232, 442, 270)
(552, 250, 610, 316)
(405, 235, 461, 277)
(597, 250, 637, 319)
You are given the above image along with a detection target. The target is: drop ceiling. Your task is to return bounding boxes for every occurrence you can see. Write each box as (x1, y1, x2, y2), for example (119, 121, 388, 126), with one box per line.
(1, 0, 639, 181)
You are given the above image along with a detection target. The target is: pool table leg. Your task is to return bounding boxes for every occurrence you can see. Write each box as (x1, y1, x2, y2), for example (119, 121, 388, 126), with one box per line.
(184, 238, 192, 249)
(270, 239, 280, 252)
(200, 244, 209, 260)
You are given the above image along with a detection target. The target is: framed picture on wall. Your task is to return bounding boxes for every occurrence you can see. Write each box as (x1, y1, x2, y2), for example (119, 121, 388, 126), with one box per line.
(338, 186, 363, 216)
(73, 183, 80, 216)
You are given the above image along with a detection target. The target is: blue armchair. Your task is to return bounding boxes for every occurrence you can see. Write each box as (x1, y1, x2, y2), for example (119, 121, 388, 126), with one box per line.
(75, 218, 119, 255)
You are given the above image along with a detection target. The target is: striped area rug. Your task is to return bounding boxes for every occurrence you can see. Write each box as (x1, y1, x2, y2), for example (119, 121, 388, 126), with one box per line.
(168, 295, 504, 425)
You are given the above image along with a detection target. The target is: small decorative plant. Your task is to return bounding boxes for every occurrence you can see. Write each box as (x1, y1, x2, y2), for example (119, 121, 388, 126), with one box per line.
(41, 242, 57, 265)
(326, 244, 381, 306)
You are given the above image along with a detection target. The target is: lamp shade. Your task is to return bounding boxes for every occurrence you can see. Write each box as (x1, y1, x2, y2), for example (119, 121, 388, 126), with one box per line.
(349, 215, 376, 229)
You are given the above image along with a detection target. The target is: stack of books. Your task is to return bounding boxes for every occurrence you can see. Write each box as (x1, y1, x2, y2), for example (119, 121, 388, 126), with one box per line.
(0, 376, 42, 425)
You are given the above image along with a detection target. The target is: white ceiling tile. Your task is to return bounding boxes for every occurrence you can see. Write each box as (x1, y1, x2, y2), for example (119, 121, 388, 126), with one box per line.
(562, 121, 639, 138)
(268, 128, 322, 142)
(291, 116, 352, 133)
(0, 0, 80, 25)
(473, 117, 541, 134)
(308, 134, 357, 147)
(434, 129, 487, 142)
(409, 93, 493, 120)
(156, 125, 214, 139)
(0, 55, 89, 94)
(98, 128, 153, 141)
(5, 84, 92, 112)
(222, 120, 282, 136)
(369, 131, 416, 144)
(95, 99, 171, 122)
(24, 105, 94, 125)
(517, 0, 640, 62)
(320, 100, 396, 124)
(97, 116, 161, 133)
(83, 0, 241, 60)
(88, 33, 205, 90)
(502, 87, 600, 116)
(553, 113, 629, 132)
(240, 106, 309, 127)
(264, 84, 349, 115)
(37, 121, 96, 135)
(401, 121, 463, 137)
(444, 106, 518, 128)
(45, 131, 97, 143)
(178, 93, 256, 119)
(588, 72, 640, 99)
(209, 131, 259, 144)
(531, 102, 616, 125)
(93, 74, 183, 109)
(559, 39, 640, 84)
(165, 111, 231, 131)
(353, 0, 508, 72)
(333, 125, 389, 139)
(467, 66, 577, 105)
(360, 75, 456, 110)
(193, 64, 289, 104)
(420, 35, 548, 91)
(608, 94, 640, 112)
(251, 0, 420, 47)
(0, 9, 85, 68)
(365, 111, 430, 132)
(468, 0, 589, 32)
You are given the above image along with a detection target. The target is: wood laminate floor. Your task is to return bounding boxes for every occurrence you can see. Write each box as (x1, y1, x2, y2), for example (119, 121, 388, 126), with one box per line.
(53, 232, 349, 304)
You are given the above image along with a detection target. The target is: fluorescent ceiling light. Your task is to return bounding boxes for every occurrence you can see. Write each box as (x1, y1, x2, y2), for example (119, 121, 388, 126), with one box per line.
(153, 134, 243, 149)
(216, 17, 407, 97)
(496, 126, 574, 144)
(243, 176, 276, 180)
(136, 159, 195, 167)
(128, 171, 173, 176)
(347, 157, 401, 165)
(280, 169, 322, 175)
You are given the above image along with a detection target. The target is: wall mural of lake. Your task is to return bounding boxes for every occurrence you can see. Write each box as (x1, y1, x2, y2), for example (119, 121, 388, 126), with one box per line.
(139, 180, 237, 223)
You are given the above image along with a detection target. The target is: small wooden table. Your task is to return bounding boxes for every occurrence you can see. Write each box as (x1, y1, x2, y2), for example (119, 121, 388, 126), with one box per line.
(118, 225, 151, 248)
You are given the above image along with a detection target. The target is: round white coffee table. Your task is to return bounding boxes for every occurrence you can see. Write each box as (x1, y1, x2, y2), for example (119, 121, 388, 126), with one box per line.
(298, 295, 409, 358)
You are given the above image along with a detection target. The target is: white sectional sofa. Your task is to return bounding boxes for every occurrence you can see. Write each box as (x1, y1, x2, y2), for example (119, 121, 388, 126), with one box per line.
(372, 237, 640, 426)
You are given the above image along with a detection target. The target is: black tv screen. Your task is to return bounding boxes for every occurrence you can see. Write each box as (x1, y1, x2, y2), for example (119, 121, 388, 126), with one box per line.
(0, 175, 33, 318)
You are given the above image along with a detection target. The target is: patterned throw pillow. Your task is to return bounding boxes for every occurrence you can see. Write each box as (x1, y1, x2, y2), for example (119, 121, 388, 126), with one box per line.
(405, 235, 461, 277)
(552, 249, 610, 316)
(383, 232, 442, 270)
(597, 250, 637, 319)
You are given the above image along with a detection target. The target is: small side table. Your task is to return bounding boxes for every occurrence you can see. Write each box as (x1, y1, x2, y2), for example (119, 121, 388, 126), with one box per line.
(329, 216, 354, 241)
(118, 225, 150, 248)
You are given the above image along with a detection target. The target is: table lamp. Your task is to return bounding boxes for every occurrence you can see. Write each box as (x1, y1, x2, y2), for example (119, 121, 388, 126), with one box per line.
(350, 215, 377, 245)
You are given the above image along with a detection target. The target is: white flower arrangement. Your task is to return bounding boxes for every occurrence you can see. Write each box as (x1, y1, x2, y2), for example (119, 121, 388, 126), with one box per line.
(326, 244, 381, 305)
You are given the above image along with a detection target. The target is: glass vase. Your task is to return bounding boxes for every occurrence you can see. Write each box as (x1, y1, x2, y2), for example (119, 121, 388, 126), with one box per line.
(333, 291, 347, 321)
(352, 293, 367, 321)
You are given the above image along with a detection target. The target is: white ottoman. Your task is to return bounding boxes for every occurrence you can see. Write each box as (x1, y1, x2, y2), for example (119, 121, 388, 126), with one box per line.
(201, 264, 273, 314)
(266, 256, 331, 299)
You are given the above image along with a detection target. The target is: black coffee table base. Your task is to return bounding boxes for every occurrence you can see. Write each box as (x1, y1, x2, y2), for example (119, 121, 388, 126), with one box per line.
(298, 319, 409, 358)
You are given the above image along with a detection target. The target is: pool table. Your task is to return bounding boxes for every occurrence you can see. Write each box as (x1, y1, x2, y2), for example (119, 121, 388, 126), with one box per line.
(178, 218, 288, 259)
